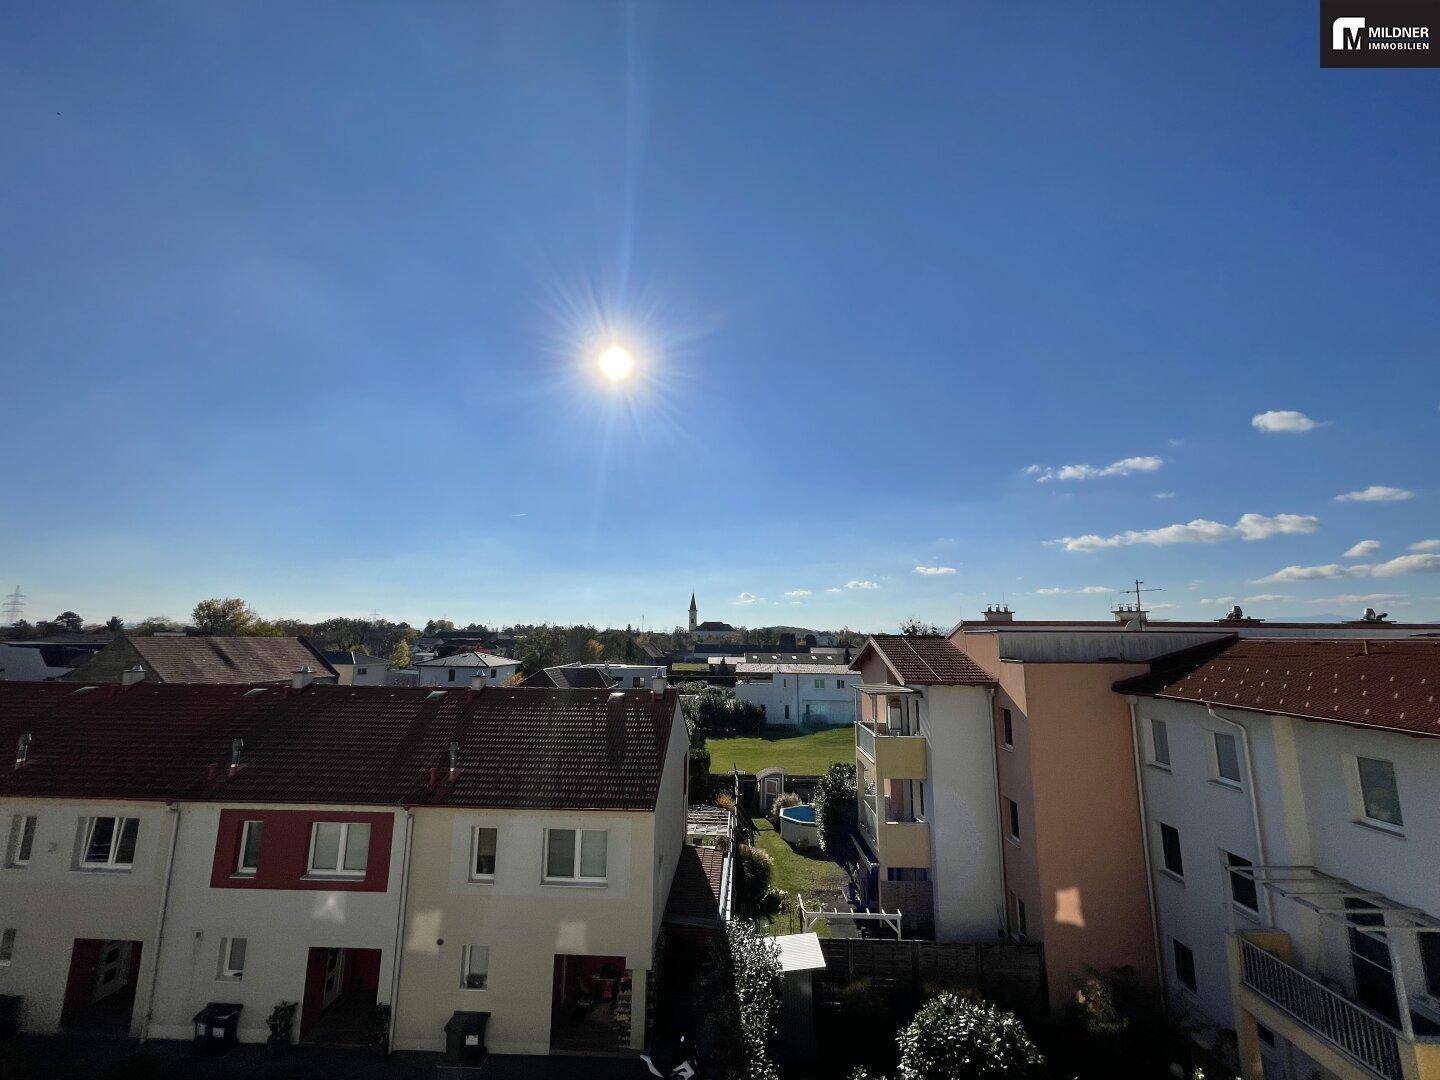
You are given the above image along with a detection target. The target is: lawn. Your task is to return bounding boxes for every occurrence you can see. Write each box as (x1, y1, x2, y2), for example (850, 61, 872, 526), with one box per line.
(751, 815, 849, 937)
(707, 724, 855, 777)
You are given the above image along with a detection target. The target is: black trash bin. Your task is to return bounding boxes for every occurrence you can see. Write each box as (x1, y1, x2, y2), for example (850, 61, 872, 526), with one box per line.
(442, 1010, 490, 1066)
(192, 1002, 243, 1054)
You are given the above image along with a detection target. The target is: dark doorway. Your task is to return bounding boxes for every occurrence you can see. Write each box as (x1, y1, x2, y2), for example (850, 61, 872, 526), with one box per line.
(300, 947, 382, 1046)
(550, 954, 633, 1054)
(61, 939, 143, 1034)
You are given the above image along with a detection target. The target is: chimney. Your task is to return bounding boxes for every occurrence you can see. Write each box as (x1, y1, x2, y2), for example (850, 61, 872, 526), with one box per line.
(15, 733, 32, 768)
(121, 664, 146, 687)
(292, 666, 315, 690)
(230, 738, 244, 772)
(1112, 604, 1147, 626)
(448, 741, 460, 776)
(651, 675, 668, 696)
(470, 674, 486, 691)
(982, 605, 1014, 624)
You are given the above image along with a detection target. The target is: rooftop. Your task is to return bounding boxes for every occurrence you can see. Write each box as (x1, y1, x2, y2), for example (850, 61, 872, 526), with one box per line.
(67, 634, 338, 685)
(852, 635, 995, 686)
(735, 663, 855, 676)
(414, 651, 518, 668)
(1114, 637, 1440, 737)
(519, 664, 617, 690)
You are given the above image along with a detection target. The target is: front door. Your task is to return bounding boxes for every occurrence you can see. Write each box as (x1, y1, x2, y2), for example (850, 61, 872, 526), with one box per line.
(92, 941, 133, 1003)
(761, 777, 781, 813)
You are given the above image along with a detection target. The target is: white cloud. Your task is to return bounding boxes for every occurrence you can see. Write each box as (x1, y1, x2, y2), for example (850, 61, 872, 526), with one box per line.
(845, 580, 879, 590)
(1029, 456, 1163, 483)
(1154, 491, 1176, 500)
(825, 587, 843, 594)
(1335, 485, 1415, 503)
(913, 565, 956, 576)
(1035, 585, 1115, 596)
(1252, 410, 1323, 434)
(1257, 552, 1440, 583)
(1343, 539, 1381, 558)
(1198, 597, 1238, 605)
(784, 589, 812, 598)
(1050, 512, 1319, 553)
(1244, 594, 1289, 603)
(735, 592, 760, 604)
(1409, 539, 1440, 553)
(1303, 593, 1408, 604)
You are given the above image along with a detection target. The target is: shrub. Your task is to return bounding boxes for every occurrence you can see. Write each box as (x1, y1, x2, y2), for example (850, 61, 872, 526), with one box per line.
(896, 993, 1044, 1080)
(690, 742, 713, 802)
(770, 791, 801, 822)
(813, 761, 857, 858)
(267, 1000, 298, 1044)
(1041, 966, 1199, 1079)
(714, 791, 736, 813)
(677, 682, 767, 739)
(733, 844, 774, 916)
(693, 921, 784, 1080)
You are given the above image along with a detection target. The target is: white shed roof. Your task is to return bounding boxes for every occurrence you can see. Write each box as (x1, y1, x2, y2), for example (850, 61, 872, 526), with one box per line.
(771, 932, 826, 973)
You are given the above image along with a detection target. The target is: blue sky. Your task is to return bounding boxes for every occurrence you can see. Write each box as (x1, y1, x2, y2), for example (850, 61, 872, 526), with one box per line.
(2, 3, 1438, 631)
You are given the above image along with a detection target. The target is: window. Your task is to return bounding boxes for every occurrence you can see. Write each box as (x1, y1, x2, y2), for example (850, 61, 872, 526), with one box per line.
(835, 679, 844, 689)
(448, 669, 457, 682)
(544, 828, 607, 883)
(1150, 719, 1170, 768)
(82, 816, 138, 869)
(813, 679, 824, 689)
(471, 827, 497, 880)
(1357, 757, 1403, 828)
(219, 937, 247, 979)
(633, 677, 643, 687)
(307, 821, 370, 877)
(1226, 851, 1259, 912)
(357, 667, 368, 676)
(1001, 708, 1014, 749)
(1159, 822, 1184, 878)
(784, 705, 790, 720)
(236, 820, 262, 876)
(885, 779, 924, 823)
(6, 815, 36, 868)
(0, 928, 13, 966)
(1213, 731, 1242, 784)
(1006, 798, 1020, 842)
(461, 945, 489, 989)
(1255, 1023, 1275, 1048)
(1172, 939, 1197, 991)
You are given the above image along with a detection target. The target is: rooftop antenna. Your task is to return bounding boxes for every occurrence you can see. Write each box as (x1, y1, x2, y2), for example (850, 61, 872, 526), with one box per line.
(1118, 579, 1162, 628)
(2, 586, 25, 623)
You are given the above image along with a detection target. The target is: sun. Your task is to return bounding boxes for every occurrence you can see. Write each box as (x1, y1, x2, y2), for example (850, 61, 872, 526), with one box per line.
(597, 344, 635, 382)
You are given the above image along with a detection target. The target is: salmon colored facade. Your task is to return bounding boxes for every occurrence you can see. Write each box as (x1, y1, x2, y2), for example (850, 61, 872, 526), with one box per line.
(952, 630, 1158, 1007)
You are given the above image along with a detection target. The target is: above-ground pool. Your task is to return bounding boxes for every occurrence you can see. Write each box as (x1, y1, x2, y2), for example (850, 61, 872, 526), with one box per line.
(778, 803, 819, 848)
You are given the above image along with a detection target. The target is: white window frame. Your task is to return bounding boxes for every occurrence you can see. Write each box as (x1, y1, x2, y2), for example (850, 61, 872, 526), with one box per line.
(219, 936, 247, 979)
(1354, 756, 1404, 833)
(0, 928, 14, 966)
(81, 816, 138, 870)
(236, 820, 262, 876)
(470, 826, 498, 882)
(543, 828, 608, 884)
(1148, 718, 1171, 769)
(460, 944, 489, 990)
(306, 821, 370, 878)
(7, 814, 36, 868)
(1212, 730, 1242, 787)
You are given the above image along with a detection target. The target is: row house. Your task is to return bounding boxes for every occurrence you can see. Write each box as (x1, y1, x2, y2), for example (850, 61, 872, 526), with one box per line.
(0, 678, 687, 1059)
(1117, 637, 1440, 1080)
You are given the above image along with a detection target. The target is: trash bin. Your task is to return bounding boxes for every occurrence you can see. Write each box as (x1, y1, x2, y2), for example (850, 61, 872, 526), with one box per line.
(192, 1002, 243, 1054)
(442, 1010, 490, 1066)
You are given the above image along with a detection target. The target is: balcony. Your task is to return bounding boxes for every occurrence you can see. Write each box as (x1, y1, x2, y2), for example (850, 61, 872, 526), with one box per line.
(855, 721, 927, 779)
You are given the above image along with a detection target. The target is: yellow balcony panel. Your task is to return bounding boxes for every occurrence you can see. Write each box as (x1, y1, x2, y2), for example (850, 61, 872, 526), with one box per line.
(874, 733, 926, 779)
(877, 820, 930, 868)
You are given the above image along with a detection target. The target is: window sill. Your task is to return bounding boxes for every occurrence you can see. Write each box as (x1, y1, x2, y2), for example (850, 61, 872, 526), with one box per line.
(1355, 818, 1405, 838)
(1232, 903, 1263, 923)
(541, 879, 608, 889)
(1210, 778, 1243, 792)
(1159, 869, 1185, 885)
(1006, 835, 1021, 847)
(460, 985, 489, 992)
(467, 876, 495, 885)
(77, 865, 133, 873)
(302, 873, 367, 882)
(1146, 761, 1171, 773)
(1001, 744, 1014, 753)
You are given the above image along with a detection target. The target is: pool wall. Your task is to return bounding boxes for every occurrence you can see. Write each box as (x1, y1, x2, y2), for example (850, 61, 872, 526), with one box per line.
(778, 804, 820, 848)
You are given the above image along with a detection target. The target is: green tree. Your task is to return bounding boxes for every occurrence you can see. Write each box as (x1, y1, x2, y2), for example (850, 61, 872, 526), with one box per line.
(423, 619, 455, 636)
(192, 598, 258, 635)
(132, 616, 182, 635)
(896, 994, 1043, 1080)
(693, 921, 783, 1080)
(814, 761, 857, 858)
(899, 618, 942, 636)
(389, 638, 412, 669)
(51, 611, 84, 634)
(516, 625, 564, 675)
(105, 616, 125, 634)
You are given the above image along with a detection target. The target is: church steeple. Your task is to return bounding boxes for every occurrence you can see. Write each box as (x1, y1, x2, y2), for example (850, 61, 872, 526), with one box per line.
(688, 593, 698, 633)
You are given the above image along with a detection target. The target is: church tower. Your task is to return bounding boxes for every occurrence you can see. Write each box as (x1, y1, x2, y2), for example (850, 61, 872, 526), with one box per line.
(689, 593, 698, 632)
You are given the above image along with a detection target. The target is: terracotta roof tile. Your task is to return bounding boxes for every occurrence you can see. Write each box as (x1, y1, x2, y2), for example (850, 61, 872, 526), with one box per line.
(853, 635, 995, 686)
(665, 844, 727, 922)
(1114, 637, 1440, 737)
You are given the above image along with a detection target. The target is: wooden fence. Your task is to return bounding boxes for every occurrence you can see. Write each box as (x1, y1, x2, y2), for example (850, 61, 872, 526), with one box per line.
(813, 937, 1047, 1018)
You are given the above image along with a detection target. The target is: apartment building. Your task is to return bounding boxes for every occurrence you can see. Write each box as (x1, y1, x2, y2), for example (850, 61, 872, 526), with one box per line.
(0, 679, 687, 1060)
(1117, 638, 1440, 1080)
(734, 663, 858, 727)
(849, 635, 1001, 940)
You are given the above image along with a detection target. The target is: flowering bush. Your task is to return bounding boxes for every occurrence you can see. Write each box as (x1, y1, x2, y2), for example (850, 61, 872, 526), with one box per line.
(896, 993, 1044, 1079)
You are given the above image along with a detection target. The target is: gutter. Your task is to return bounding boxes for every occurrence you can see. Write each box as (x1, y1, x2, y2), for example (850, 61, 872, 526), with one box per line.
(1205, 704, 1275, 927)
(139, 801, 182, 1042)
(386, 808, 416, 1052)
(1126, 698, 1166, 993)
(984, 687, 1007, 936)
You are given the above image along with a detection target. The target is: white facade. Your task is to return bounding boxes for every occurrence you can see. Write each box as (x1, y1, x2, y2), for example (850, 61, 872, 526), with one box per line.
(598, 664, 667, 689)
(415, 653, 520, 687)
(735, 665, 858, 727)
(1130, 694, 1440, 1067)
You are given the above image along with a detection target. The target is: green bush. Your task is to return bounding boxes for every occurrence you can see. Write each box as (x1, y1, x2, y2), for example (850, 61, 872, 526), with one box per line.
(693, 921, 784, 1080)
(733, 844, 774, 916)
(770, 791, 801, 822)
(676, 682, 767, 738)
(896, 993, 1044, 1080)
(814, 761, 857, 858)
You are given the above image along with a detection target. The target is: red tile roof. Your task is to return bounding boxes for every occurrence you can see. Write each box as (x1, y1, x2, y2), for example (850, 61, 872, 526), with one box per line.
(852, 635, 995, 686)
(665, 843, 727, 924)
(0, 683, 681, 810)
(1114, 638, 1440, 737)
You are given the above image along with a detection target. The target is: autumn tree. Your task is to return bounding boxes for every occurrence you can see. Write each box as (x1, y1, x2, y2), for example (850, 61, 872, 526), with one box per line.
(192, 598, 258, 635)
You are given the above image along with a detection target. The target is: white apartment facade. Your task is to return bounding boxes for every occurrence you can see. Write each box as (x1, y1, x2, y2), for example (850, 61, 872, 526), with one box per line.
(734, 663, 858, 727)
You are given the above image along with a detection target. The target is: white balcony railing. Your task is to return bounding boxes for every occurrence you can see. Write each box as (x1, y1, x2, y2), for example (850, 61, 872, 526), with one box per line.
(859, 798, 877, 842)
(1239, 936, 1403, 1080)
(857, 722, 876, 760)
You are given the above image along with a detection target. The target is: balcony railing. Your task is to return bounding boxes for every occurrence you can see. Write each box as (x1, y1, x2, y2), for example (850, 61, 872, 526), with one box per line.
(857, 722, 876, 760)
(859, 798, 877, 842)
(1239, 936, 1403, 1080)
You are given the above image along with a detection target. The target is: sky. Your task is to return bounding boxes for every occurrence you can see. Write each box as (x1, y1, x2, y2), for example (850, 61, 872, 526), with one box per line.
(2, 3, 1438, 632)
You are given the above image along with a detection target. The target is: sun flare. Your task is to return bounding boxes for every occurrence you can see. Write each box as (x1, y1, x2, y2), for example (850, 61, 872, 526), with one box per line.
(597, 344, 635, 382)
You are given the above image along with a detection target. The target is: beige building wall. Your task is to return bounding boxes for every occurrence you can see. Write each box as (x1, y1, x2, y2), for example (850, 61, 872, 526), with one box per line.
(392, 707, 687, 1056)
(0, 797, 174, 1035)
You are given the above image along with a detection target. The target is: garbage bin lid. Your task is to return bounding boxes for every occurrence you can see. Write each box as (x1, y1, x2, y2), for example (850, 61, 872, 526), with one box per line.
(444, 1010, 490, 1031)
(193, 1002, 244, 1022)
